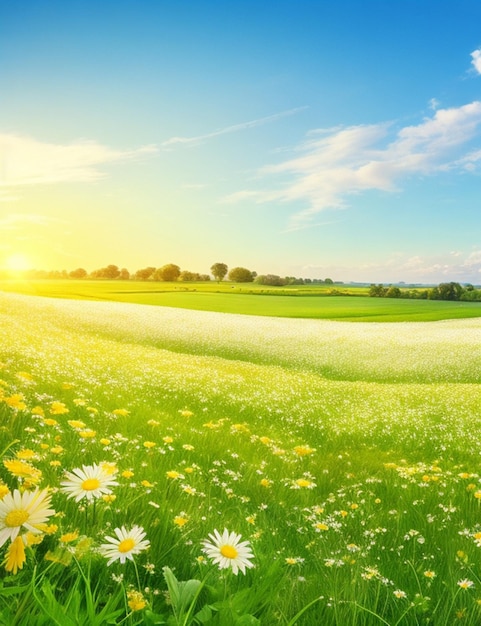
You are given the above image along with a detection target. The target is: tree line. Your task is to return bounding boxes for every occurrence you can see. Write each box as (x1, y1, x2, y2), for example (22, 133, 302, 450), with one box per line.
(8, 261, 335, 285)
(369, 281, 481, 302)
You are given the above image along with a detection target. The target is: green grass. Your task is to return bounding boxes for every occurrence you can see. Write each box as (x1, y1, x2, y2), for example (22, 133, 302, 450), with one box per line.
(2, 279, 481, 321)
(1, 292, 481, 624)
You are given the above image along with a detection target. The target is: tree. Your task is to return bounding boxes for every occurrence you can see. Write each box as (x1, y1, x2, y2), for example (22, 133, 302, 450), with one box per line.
(385, 285, 401, 298)
(119, 268, 130, 280)
(228, 267, 254, 283)
(369, 283, 389, 297)
(437, 282, 463, 301)
(69, 268, 87, 279)
(179, 270, 196, 282)
(255, 274, 286, 286)
(90, 264, 120, 279)
(154, 264, 181, 282)
(135, 266, 156, 281)
(211, 262, 228, 282)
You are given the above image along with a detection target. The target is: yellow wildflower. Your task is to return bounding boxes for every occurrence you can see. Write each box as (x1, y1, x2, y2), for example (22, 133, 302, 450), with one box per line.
(143, 441, 156, 449)
(173, 516, 189, 527)
(68, 420, 86, 429)
(50, 402, 69, 415)
(79, 429, 96, 438)
(100, 462, 118, 475)
(25, 531, 44, 546)
(3, 459, 42, 483)
(15, 449, 37, 460)
(5, 395, 27, 411)
(60, 531, 79, 543)
(43, 418, 58, 427)
(294, 478, 316, 489)
(16, 371, 33, 381)
(112, 409, 129, 416)
(127, 590, 146, 612)
(231, 423, 250, 433)
(4, 536, 26, 575)
(293, 445, 316, 456)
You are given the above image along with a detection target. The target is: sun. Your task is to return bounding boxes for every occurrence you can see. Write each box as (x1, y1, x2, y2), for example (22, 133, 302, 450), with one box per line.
(5, 254, 32, 272)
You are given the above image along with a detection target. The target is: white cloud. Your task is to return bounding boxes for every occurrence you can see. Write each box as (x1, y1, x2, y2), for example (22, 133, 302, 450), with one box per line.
(224, 102, 481, 230)
(161, 107, 308, 149)
(471, 48, 481, 74)
(0, 134, 157, 189)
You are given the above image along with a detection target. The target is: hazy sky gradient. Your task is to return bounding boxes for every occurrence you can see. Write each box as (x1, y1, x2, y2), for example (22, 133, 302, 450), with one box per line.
(2, 0, 481, 283)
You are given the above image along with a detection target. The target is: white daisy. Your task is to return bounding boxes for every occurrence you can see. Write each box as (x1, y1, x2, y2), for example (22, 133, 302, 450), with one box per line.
(202, 528, 254, 575)
(99, 525, 150, 565)
(0, 488, 55, 547)
(61, 463, 118, 502)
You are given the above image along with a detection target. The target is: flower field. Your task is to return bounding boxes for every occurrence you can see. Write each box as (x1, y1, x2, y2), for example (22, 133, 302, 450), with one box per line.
(1, 292, 481, 624)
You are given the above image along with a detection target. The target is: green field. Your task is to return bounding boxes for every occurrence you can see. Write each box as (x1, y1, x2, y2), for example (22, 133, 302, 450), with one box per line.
(2, 279, 481, 321)
(1, 291, 481, 624)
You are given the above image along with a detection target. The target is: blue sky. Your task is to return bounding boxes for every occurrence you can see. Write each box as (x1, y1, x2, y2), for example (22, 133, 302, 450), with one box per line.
(1, 0, 481, 283)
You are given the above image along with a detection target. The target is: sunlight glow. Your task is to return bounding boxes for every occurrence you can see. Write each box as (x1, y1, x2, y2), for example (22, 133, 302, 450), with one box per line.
(4, 254, 32, 272)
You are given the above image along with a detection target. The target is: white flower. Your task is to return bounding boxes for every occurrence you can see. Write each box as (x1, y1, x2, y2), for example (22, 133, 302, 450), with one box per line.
(202, 528, 254, 575)
(457, 578, 474, 589)
(0, 488, 55, 547)
(61, 464, 118, 502)
(99, 525, 150, 565)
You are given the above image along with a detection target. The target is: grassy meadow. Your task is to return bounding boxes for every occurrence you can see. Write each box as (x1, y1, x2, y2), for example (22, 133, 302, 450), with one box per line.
(2, 279, 481, 321)
(1, 288, 481, 624)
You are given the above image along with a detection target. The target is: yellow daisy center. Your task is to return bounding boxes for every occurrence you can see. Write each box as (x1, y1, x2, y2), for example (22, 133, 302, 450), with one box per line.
(220, 544, 238, 559)
(118, 538, 135, 553)
(81, 478, 101, 491)
(5, 508, 29, 527)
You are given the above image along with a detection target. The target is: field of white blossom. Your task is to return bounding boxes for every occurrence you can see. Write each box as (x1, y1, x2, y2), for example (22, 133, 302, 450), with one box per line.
(1, 291, 481, 625)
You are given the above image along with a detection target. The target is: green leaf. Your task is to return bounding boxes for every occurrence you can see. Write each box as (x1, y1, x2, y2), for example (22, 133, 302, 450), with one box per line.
(235, 616, 260, 626)
(142, 609, 168, 624)
(194, 604, 215, 623)
(162, 566, 181, 610)
(178, 579, 202, 611)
